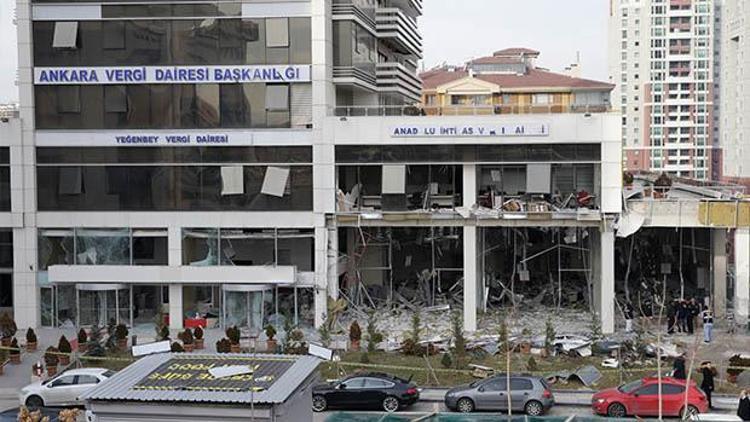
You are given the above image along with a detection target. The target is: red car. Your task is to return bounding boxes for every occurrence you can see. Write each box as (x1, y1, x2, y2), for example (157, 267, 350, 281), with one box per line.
(592, 377, 708, 418)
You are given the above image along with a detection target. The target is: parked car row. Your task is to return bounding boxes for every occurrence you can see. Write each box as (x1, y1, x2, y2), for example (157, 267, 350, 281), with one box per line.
(20, 367, 711, 419)
(313, 372, 712, 418)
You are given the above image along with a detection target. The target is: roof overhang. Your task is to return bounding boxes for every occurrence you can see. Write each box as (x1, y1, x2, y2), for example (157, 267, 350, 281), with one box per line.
(48, 265, 297, 285)
(436, 76, 500, 95)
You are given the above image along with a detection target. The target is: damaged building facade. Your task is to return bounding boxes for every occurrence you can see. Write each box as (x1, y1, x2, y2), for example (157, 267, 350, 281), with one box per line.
(8, 0, 749, 336)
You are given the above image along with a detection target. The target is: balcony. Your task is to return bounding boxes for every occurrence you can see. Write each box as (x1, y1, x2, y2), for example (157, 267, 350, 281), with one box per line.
(376, 62, 422, 103)
(333, 104, 612, 117)
(385, 0, 423, 17)
(376, 8, 423, 58)
(333, 64, 378, 92)
(333, 0, 376, 28)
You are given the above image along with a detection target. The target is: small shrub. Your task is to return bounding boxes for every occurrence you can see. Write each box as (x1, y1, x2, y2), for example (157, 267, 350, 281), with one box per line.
(179, 329, 194, 345)
(441, 352, 453, 369)
(44, 347, 59, 366)
(77, 328, 88, 345)
(226, 326, 241, 345)
(9, 338, 20, 355)
(527, 356, 538, 372)
(0, 312, 17, 338)
(286, 328, 307, 355)
(360, 352, 370, 364)
(544, 318, 556, 356)
(349, 321, 362, 343)
(264, 324, 277, 341)
(365, 311, 383, 353)
(57, 336, 72, 354)
(26, 328, 37, 344)
(193, 326, 204, 340)
(450, 312, 466, 369)
(170, 342, 184, 353)
(115, 324, 128, 340)
(216, 338, 231, 353)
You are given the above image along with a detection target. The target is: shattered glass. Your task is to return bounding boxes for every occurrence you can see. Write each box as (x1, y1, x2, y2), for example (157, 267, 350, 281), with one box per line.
(75, 228, 130, 265)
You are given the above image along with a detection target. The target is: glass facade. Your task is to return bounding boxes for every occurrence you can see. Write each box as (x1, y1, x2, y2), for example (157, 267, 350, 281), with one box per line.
(0, 148, 9, 211)
(35, 83, 311, 129)
(36, 147, 313, 211)
(33, 18, 311, 66)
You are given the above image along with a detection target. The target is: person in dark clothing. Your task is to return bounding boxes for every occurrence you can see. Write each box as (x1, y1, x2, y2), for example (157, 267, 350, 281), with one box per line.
(672, 354, 686, 379)
(687, 298, 698, 334)
(624, 302, 635, 332)
(677, 300, 687, 333)
(738, 390, 750, 421)
(667, 300, 677, 335)
(700, 361, 716, 409)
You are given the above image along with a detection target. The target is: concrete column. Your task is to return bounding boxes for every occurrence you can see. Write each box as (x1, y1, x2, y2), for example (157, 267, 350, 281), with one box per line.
(462, 164, 476, 208)
(735, 228, 750, 321)
(712, 229, 728, 318)
(326, 225, 339, 300)
(167, 226, 182, 267)
(593, 228, 616, 334)
(313, 225, 328, 328)
(463, 225, 477, 333)
(168, 284, 183, 330)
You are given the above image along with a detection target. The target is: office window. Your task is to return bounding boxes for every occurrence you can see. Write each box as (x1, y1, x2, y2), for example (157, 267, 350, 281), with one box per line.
(58, 167, 83, 195)
(57, 86, 81, 113)
(53, 21, 78, 48)
(195, 84, 221, 127)
(104, 86, 127, 113)
(266, 85, 289, 110)
(102, 21, 125, 50)
(266, 18, 289, 48)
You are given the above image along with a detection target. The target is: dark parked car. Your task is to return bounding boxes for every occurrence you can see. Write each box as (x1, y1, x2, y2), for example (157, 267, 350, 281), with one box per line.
(312, 372, 419, 413)
(444, 374, 555, 415)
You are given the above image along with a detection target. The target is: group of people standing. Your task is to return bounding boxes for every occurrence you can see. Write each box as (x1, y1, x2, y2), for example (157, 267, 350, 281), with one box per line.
(666, 298, 714, 343)
(672, 356, 750, 420)
(623, 298, 715, 343)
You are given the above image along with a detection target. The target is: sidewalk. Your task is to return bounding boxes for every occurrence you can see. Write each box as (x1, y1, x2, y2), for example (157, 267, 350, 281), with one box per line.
(418, 388, 740, 411)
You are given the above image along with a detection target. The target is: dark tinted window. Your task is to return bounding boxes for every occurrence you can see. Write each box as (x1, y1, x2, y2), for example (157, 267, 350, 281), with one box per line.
(33, 18, 310, 66)
(335, 145, 601, 164)
(35, 83, 309, 130)
(342, 378, 366, 389)
(483, 378, 507, 391)
(510, 378, 534, 391)
(662, 384, 685, 395)
(37, 165, 312, 211)
(364, 378, 391, 388)
(37, 147, 312, 164)
(636, 384, 660, 395)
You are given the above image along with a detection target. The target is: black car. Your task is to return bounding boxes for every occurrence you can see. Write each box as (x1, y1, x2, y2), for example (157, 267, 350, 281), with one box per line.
(312, 372, 420, 413)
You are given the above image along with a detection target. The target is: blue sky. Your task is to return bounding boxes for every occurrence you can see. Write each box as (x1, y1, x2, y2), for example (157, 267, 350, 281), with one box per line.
(0, 0, 609, 103)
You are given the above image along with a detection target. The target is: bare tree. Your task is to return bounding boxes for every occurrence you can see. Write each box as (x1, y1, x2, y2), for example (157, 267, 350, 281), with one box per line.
(682, 330, 702, 420)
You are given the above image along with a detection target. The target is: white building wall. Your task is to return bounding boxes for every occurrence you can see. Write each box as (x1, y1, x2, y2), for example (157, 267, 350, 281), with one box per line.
(720, 0, 750, 182)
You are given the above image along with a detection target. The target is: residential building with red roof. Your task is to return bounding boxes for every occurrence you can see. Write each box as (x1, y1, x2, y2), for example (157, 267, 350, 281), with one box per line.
(419, 49, 614, 114)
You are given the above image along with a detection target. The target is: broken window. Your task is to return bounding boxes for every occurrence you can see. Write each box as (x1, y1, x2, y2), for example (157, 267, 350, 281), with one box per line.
(53, 21, 78, 49)
(220, 166, 245, 195)
(261, 166, 290, 197)
(38, 229, 75, 270)
(132, 229, 168, 265)
(219, 229, 275, 266)
(75, 228, 130, 265)
(182, 228, 219, 266)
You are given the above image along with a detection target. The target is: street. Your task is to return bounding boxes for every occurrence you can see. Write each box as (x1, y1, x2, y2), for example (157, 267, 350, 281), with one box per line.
(314, 403, 595, 421)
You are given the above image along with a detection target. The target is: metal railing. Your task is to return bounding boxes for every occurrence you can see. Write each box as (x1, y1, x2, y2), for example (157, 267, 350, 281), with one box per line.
(333, 104, 612, 117)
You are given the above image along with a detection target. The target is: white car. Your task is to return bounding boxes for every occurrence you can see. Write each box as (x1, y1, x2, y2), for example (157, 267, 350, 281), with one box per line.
(19, 368, 114, 409)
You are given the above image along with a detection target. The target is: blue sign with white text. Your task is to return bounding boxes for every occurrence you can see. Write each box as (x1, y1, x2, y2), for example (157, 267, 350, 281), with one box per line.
(34, 65, 311, 85)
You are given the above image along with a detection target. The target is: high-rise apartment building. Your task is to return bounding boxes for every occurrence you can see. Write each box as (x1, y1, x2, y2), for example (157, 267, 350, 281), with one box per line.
(719, 0, 750, 189)
(609, 0, 716, 181)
